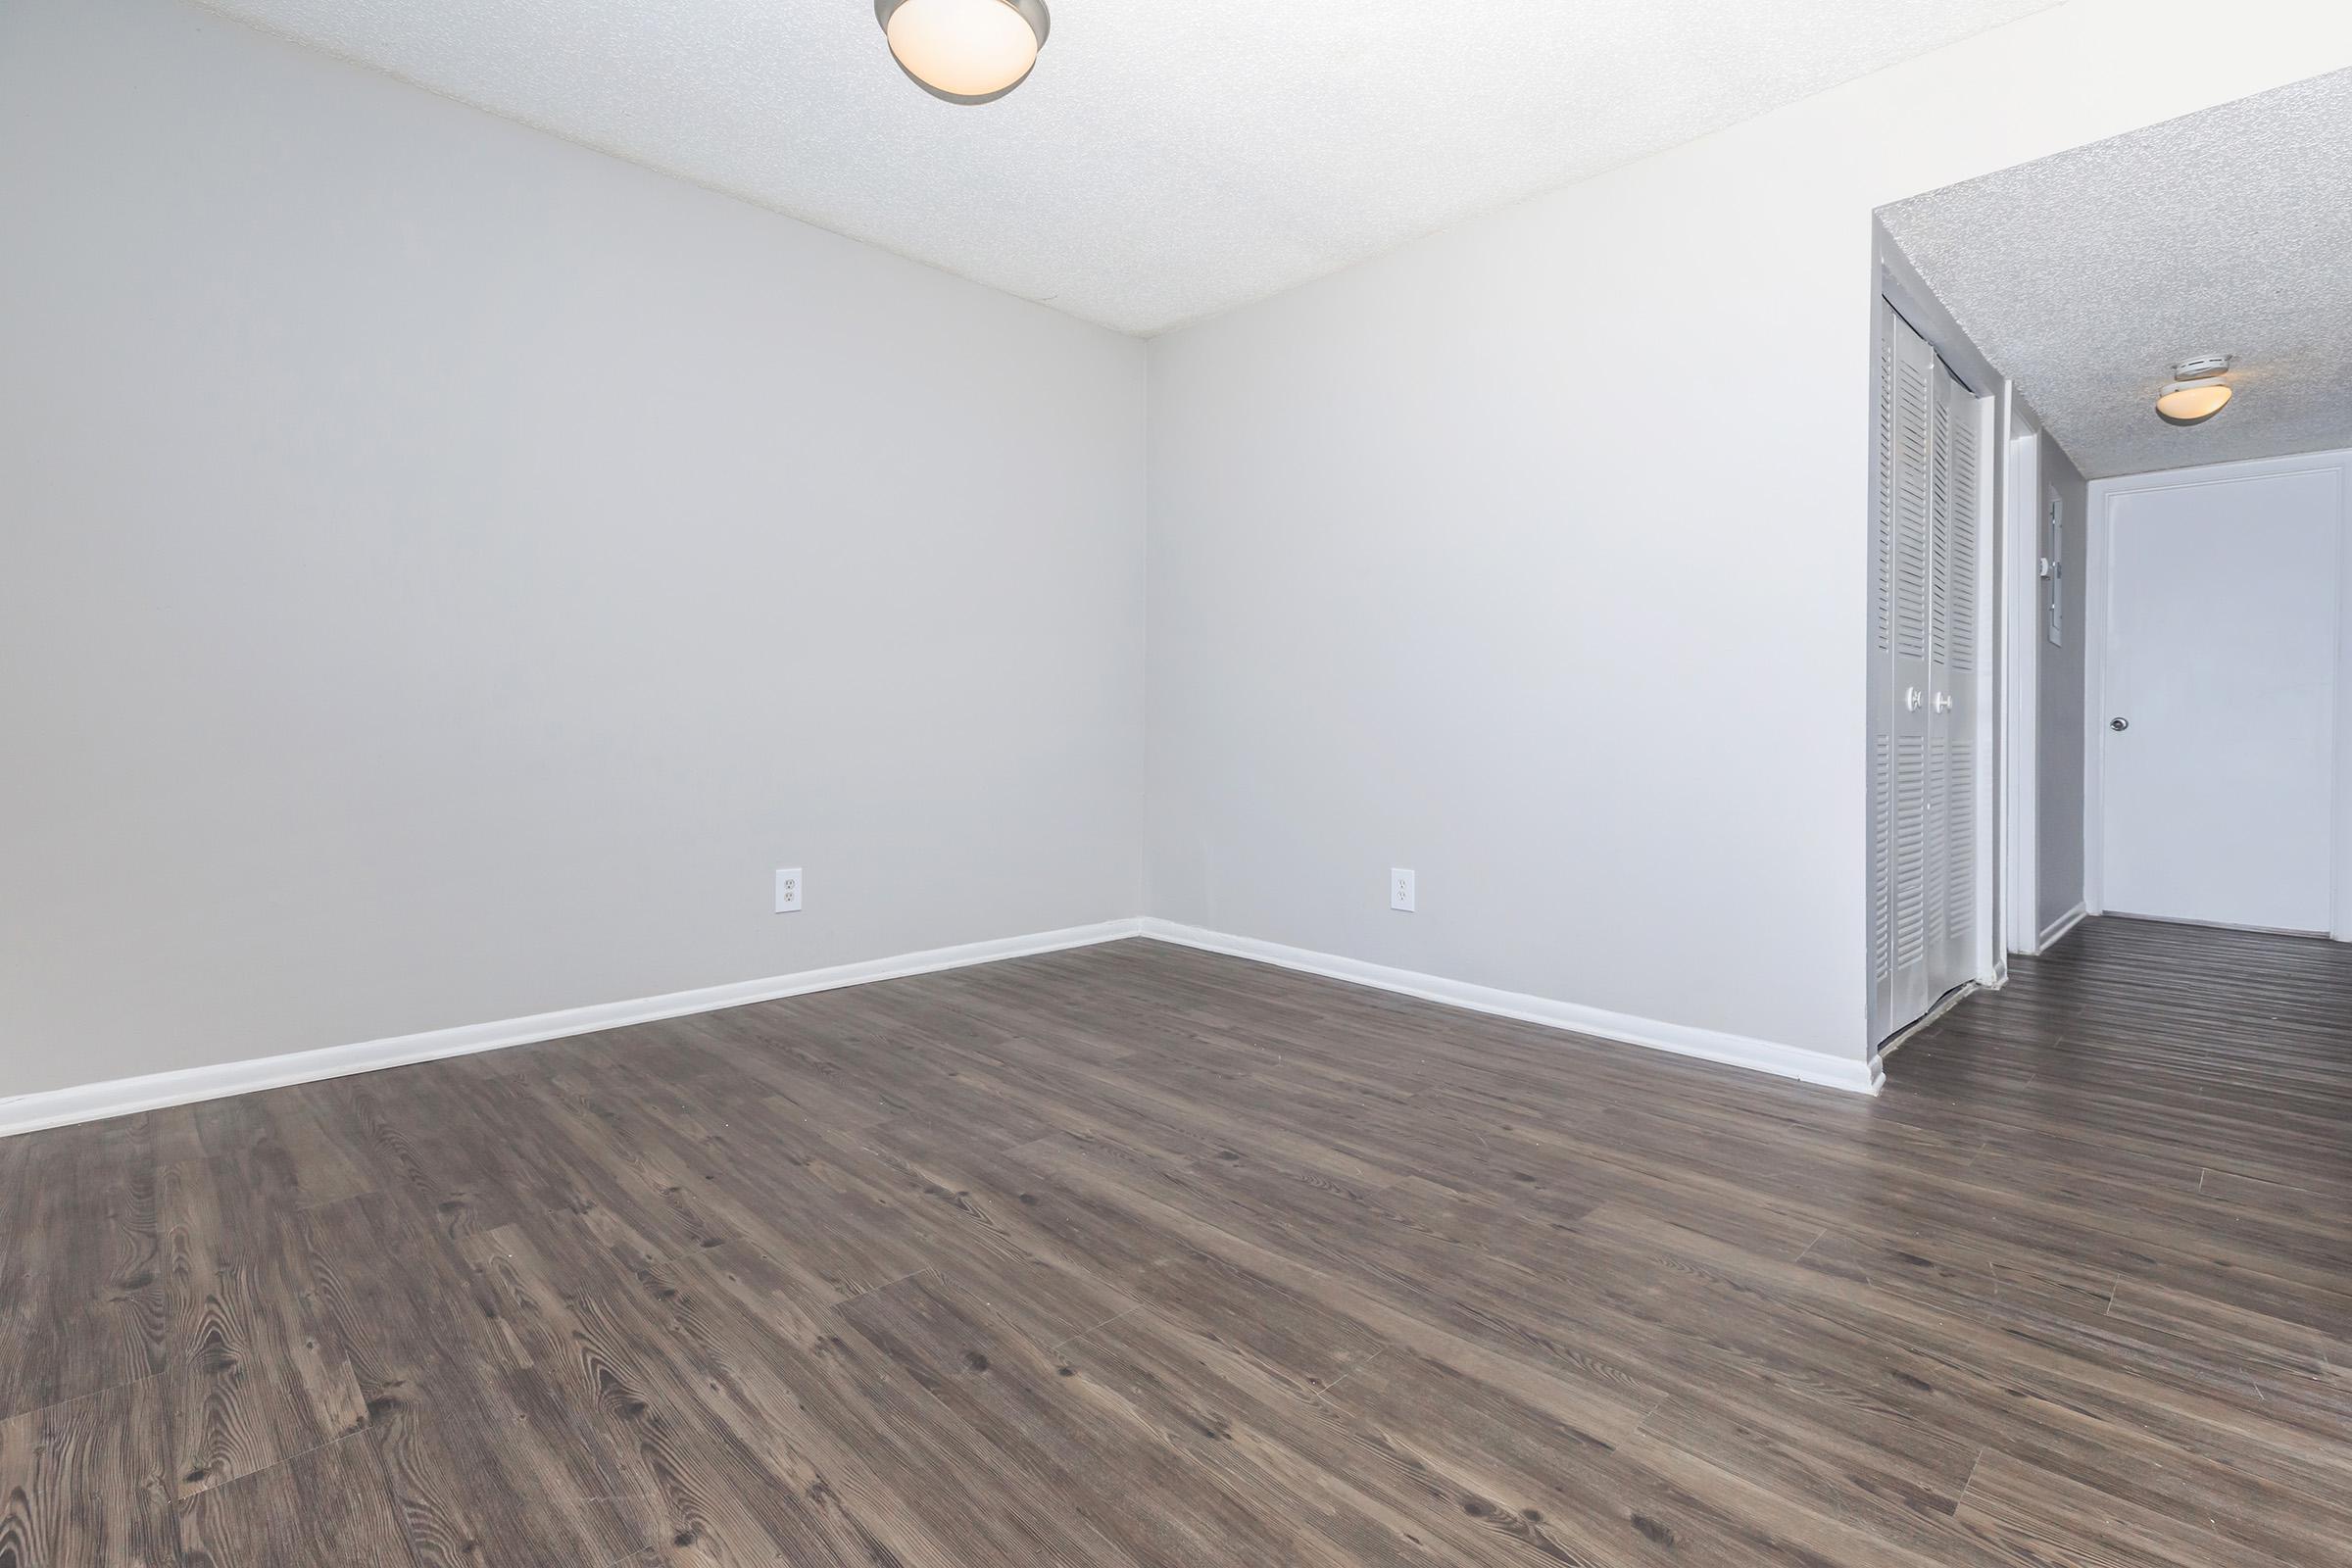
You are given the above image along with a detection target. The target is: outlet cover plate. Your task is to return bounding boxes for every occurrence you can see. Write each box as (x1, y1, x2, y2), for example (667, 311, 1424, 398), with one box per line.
(774, 868, 804, 913)
(1390, 868, 1416, 912)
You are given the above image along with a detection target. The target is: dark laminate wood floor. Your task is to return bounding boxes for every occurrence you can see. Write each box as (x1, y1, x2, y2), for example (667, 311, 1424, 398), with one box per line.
(4, 916, 2349, 1567)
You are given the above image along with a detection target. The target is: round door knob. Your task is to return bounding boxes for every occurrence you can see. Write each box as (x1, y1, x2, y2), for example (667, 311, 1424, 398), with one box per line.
(2110, 716, 2130, 731)
(1934, 692, 1954, 713)
(1905, 687, 1923, 711)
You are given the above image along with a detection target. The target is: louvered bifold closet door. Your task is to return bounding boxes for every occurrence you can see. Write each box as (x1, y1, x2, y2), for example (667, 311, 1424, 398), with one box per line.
(1871, 306, 1897, 1022)
(1875, 304, 1942, 1031)
(1937, 368, 1982, 984)
(1874, 299, 1985, 1042)
(1926, 362, 1953, 964)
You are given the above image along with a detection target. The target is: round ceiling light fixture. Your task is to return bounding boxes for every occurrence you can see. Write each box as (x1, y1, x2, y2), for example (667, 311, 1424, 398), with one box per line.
(2155, 355, 2234, 425)
(875, 0, 1051, 105)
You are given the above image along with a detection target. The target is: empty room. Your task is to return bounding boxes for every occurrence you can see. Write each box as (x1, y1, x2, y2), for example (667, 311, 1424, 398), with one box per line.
(3, 1, 2349, 1564)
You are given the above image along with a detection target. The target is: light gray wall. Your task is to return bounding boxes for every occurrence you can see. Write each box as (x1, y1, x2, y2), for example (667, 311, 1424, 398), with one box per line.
(0, 0, 1146, 1098)
(6, 0, 2341, 1103)
(2036, 434, 2091, 932)
(1145, 0, 2348, 1068)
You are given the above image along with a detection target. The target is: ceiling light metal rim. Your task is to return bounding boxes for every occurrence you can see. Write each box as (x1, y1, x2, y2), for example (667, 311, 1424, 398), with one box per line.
(875, 0, 1051, 105)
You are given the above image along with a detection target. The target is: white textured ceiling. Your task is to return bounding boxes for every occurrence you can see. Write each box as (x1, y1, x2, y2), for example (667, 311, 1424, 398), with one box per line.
(1880, 69, 2352, 479)
(193, 0, 2057, 335)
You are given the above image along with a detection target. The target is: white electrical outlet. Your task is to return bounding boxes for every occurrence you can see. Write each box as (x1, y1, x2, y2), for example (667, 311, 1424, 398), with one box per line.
(774, 867, 804, 913)
(1390, 867, 1415, 912)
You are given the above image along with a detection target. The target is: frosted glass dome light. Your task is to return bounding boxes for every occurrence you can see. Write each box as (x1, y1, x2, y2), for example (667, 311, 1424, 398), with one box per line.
(2155, 378, 2232, 424)
(877, 0, 1051, 105)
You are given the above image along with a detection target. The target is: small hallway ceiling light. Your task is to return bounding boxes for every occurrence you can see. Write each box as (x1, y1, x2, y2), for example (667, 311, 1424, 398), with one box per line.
(876, 0, 1051, 105)
(2155, 355, 2234, 425)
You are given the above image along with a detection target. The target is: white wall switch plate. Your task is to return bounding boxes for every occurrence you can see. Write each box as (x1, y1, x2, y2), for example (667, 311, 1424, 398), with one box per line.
(774, 867, 804, 913)
(1390, 867, 1416, 912)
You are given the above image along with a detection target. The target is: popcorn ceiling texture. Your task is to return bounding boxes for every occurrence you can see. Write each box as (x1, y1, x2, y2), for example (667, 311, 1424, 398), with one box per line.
(1880, 69, 2352, 479)
(189, 0, 2054, 335)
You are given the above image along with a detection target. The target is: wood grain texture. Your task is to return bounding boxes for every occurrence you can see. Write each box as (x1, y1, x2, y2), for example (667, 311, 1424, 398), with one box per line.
(2, 916, 2347, 1565)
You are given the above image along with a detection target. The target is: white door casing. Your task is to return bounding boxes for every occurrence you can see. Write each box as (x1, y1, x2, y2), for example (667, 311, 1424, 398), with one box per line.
(2098, 469, 2340, 933)
(2001, 413, 2042, 955)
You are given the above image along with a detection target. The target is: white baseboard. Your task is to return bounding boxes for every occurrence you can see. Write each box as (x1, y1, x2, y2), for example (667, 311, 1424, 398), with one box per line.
(2, 910, 1885, 1139)
(0, 919, 1142, 1140)
(2035, 903, 2088, 953)
(1139, 919, 1882, 1095)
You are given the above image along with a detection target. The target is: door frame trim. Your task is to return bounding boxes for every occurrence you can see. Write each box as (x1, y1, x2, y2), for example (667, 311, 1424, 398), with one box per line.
(2085, 447, 2352, 941)
(2001, 395, 2044, 955)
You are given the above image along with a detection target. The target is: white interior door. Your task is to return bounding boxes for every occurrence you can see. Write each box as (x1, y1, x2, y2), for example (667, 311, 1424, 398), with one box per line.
(2101, 471, 2339, 932)
(1873, 303, 1986, 1038)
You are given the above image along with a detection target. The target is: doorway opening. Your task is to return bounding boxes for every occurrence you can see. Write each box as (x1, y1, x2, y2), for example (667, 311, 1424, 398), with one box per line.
(1866, 67, 2352, 1060)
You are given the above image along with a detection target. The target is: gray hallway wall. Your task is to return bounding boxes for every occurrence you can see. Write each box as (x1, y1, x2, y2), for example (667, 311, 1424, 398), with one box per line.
(2037, 434, 2093, 934)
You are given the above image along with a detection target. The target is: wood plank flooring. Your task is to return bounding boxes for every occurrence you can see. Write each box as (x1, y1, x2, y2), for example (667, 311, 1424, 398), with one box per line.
(3, 915, 2348, 1566)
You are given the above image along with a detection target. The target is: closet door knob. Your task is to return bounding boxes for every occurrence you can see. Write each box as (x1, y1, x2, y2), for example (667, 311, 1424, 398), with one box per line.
(2110, 716, 2130, 732)
(1934, 692, 1954, 713)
